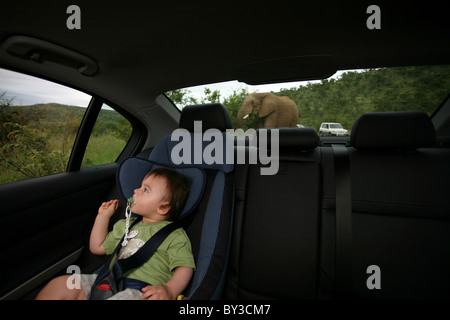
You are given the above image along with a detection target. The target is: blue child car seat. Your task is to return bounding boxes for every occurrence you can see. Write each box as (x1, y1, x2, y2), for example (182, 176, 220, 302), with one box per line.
(106, 103, 235, 299)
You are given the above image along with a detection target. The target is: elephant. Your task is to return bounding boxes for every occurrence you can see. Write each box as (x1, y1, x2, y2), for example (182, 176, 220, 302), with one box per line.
(237, 92, 299, 128)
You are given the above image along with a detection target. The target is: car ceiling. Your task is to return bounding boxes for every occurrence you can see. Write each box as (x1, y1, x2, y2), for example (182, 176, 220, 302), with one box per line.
(1, 1, 450, 116)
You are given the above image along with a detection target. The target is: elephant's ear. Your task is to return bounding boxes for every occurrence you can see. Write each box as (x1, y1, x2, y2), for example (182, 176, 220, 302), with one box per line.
(259, 95, 276, 118)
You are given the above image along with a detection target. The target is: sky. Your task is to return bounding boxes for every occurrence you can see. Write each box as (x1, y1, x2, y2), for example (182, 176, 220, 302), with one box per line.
(0, 67, 355, 108)
(185, 79, 312, 101)
(0, 68, 91, 107)
(175, 70, 354, 108)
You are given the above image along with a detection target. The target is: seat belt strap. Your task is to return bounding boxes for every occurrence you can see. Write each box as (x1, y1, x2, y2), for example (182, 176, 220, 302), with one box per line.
(114, 214, 193, 276)
(331, 143, 353, 298)
(94, 217, 143, 285)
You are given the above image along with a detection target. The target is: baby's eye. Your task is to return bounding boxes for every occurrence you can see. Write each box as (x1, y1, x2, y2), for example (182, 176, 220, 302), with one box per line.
(143, 187, 149, 193)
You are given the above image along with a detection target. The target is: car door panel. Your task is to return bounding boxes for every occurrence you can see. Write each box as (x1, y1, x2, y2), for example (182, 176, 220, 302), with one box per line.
(0, 163, 118, 298)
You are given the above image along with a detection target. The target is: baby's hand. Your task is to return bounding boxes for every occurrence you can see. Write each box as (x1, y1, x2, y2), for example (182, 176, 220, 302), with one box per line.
(140, 285, 173, 300)
(98, 199, 119, 218)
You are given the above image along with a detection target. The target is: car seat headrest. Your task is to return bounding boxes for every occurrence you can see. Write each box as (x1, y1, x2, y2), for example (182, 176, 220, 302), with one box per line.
(117, 158, 206, 220)
(179, 103, 232, 132)
(257, 127, 318, 151)
(350, 111, 436, 151)
(149, 134, 234, 173)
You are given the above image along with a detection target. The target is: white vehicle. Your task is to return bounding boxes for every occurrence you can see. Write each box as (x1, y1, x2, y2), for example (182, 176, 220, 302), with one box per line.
(319, 122, 349, 136)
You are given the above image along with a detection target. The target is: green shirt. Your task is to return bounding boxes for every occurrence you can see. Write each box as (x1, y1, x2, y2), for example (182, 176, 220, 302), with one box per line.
(103, 218, 196, 286)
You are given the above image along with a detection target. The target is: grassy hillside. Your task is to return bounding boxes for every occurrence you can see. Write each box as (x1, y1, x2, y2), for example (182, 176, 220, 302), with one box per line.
(0, 103, 131, 184)
(274, 65, 450, 131)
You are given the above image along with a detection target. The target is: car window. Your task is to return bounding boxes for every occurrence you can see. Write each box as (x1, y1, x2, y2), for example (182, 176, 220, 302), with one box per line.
(0, 69, 132, 184)
(81, 103, 132, 168)
(0, 69, 90, 184)
(166, 65, 450, 135)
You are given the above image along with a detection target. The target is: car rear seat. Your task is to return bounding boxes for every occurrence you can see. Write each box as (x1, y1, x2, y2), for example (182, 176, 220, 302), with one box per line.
(321, 111, 450, 299)
(224, 128, 321, 299)
(93, 106, 449, 299)
(224, 110, 450, 300)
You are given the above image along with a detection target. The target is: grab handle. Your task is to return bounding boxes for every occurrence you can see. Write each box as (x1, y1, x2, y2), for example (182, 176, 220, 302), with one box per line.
(2, 35, 98, 76)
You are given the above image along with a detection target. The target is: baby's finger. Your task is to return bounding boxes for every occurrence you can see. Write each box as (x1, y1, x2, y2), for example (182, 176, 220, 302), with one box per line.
(141, 286, 154, 300)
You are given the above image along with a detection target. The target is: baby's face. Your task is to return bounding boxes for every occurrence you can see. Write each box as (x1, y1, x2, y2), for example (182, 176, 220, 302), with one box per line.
(131, 174, 170, 221)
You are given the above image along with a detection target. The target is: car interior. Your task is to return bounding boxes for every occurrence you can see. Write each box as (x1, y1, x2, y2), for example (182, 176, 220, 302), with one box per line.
(1, 1, 450, 300)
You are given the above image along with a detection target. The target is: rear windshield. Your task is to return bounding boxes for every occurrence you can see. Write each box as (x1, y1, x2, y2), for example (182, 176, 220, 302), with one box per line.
(166, 65, 450, 135)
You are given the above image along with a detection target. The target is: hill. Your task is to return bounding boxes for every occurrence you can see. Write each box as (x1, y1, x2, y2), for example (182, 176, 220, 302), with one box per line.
(0, 102, 131, 184)
(274, 65, 450, 130)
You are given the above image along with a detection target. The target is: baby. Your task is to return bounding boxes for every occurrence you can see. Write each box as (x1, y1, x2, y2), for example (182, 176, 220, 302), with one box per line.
(36, 167, 195, 300)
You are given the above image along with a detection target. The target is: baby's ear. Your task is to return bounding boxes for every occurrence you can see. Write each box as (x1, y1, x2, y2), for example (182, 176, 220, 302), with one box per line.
(158, 202, 171, 216)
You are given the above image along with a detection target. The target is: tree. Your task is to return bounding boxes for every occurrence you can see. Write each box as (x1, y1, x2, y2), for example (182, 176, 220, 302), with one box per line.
(199, 88, 221, 104)
(222, 88, 250, 129)
(165, 89, 198, 108)
(0, 122, 64, 179)
(0, 93, 73, 182)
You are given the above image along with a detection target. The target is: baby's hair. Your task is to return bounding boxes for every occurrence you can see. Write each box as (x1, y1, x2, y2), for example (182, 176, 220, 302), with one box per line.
(145, 168, 190, 220)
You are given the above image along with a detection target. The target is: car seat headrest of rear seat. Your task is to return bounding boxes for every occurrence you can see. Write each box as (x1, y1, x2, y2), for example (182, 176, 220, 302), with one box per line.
(265, 127, 319, 150)
(179, 103, 232, 132)
(350, 111, 436, 151)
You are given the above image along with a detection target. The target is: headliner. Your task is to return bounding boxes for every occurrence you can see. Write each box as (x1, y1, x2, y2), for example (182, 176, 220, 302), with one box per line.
(1, 1, 449, 111)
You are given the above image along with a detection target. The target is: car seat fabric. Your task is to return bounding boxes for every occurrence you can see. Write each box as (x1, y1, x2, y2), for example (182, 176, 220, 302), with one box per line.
(225, 128, 322, 299)
(336, 111, 450, 298)
(350, 110, 436, 150)
(178, 103, 232, 132)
